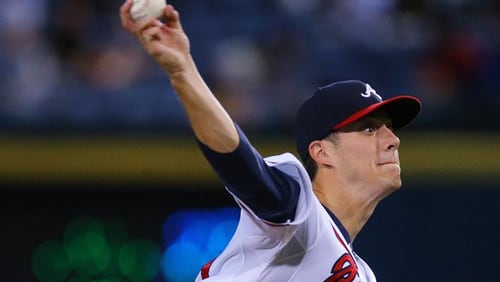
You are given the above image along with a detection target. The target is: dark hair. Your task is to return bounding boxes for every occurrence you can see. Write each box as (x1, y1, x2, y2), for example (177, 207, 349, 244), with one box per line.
(303, 131, 339, 180)
(304, 155, 318, 180)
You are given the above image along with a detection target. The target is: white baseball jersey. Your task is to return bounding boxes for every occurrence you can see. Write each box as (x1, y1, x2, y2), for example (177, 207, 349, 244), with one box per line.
(196, 153, 376, 282)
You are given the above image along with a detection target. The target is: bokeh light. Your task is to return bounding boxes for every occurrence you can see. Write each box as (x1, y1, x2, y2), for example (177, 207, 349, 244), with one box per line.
(118, 239, 161, 282)
(32, 216, 162, 281)
(32, 240, 71, 282)
(161, 208, 239, 282)
(66, 277, 125, 282)
(63, 217, 113, 276)
(32, 209, 240, 281)
(162, 242, 205, 282)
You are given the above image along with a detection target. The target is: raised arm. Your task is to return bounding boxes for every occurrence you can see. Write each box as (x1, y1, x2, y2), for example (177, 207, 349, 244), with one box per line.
(119, 1, 301, 223)
(120, 0, 238, 153)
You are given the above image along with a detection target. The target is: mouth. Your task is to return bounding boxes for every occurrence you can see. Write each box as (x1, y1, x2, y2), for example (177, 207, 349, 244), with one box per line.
(378, 162, 399, 166)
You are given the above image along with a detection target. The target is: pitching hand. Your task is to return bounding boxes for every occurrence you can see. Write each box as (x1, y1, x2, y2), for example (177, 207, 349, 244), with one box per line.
(120, 0, 191, 78)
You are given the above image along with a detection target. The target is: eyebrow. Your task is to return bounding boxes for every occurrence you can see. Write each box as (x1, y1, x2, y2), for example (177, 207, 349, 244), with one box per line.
(337, 114, 393, 132)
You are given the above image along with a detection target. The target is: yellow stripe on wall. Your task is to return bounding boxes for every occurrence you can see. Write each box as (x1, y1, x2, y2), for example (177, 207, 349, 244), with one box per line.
(0, 132, 498, 186)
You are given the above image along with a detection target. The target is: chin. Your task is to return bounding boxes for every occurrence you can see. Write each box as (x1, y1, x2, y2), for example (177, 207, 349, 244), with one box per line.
(392, 179, 403, 190)
(389, 166, 402, 186)
(380, 165, 402, 188)
(381, 177, 402, 199)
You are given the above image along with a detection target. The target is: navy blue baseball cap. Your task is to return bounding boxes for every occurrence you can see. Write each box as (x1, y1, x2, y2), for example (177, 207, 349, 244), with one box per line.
(295, 80, 421, 162)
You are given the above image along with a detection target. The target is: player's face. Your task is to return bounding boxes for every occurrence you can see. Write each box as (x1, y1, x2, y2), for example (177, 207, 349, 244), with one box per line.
(331, 112, 402, 198)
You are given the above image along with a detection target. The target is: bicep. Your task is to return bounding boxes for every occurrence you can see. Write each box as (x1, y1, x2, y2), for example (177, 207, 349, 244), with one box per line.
(197, 124, 300, 223)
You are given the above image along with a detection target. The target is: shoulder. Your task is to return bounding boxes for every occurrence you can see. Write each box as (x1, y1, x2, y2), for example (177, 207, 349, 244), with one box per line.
(264, 153, 319, 225)
(264, 153, 308, 182)
(264, 152, 303, 168)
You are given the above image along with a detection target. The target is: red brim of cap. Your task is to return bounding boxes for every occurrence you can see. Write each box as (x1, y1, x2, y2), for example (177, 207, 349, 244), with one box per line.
(332, 95, 422, 131)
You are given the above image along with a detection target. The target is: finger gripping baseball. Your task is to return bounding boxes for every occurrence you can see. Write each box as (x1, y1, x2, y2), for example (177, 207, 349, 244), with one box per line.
(164, 5, 182, 29)
(130, 0, 167, 21)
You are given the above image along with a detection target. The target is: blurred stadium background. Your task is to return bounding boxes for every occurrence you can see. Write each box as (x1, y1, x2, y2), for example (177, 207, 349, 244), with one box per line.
(1, 0, 499, 281)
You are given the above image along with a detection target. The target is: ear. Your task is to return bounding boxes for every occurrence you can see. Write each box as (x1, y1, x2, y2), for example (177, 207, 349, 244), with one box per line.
(308, 140, 335, 168)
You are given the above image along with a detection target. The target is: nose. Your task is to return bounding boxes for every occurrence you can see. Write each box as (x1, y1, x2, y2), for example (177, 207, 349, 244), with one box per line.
(381, 125, 400, 151)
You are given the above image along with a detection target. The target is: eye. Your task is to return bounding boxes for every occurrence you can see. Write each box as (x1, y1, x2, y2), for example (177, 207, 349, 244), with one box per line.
(363, 127, 377, 134)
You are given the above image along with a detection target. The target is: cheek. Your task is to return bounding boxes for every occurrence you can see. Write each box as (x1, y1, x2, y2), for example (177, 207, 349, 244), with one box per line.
(334, 139, 377, 174)
(349, 144, 377, 166)
(338, 149, 372, 177)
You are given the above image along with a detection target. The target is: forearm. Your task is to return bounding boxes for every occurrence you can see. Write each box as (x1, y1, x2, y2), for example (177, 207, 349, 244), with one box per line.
(118, 2, 237, 153)
(168, 55, 239, 153)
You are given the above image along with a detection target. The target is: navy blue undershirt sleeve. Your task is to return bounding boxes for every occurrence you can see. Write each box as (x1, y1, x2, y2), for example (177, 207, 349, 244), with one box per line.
(196, 124, 300, 223)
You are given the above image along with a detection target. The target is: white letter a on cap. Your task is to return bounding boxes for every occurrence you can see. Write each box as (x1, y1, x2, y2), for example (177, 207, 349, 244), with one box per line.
(361, 84, 382, 101)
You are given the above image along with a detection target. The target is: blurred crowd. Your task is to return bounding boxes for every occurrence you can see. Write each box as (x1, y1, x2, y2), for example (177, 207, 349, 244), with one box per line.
(1, 0, 499, 133)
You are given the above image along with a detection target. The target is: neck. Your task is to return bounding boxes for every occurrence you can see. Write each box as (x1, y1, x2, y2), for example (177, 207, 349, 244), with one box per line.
(313, 178, 381, 242)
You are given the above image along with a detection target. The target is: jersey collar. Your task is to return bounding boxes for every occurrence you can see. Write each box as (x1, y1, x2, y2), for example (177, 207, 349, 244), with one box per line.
(322, 204, 351, 244)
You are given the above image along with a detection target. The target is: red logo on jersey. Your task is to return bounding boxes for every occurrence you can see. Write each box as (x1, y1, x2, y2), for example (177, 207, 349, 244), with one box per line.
(324, 253, 359, 282)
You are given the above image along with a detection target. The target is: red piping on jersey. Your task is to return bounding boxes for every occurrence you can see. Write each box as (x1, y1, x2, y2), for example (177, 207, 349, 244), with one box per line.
(332, 226, 359, 270)
(332, 226, 350, 252)
(201, 259, 214, 279)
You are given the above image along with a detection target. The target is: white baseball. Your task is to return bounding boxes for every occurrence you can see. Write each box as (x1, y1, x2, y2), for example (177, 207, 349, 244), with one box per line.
(130, 0, 167, 21)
